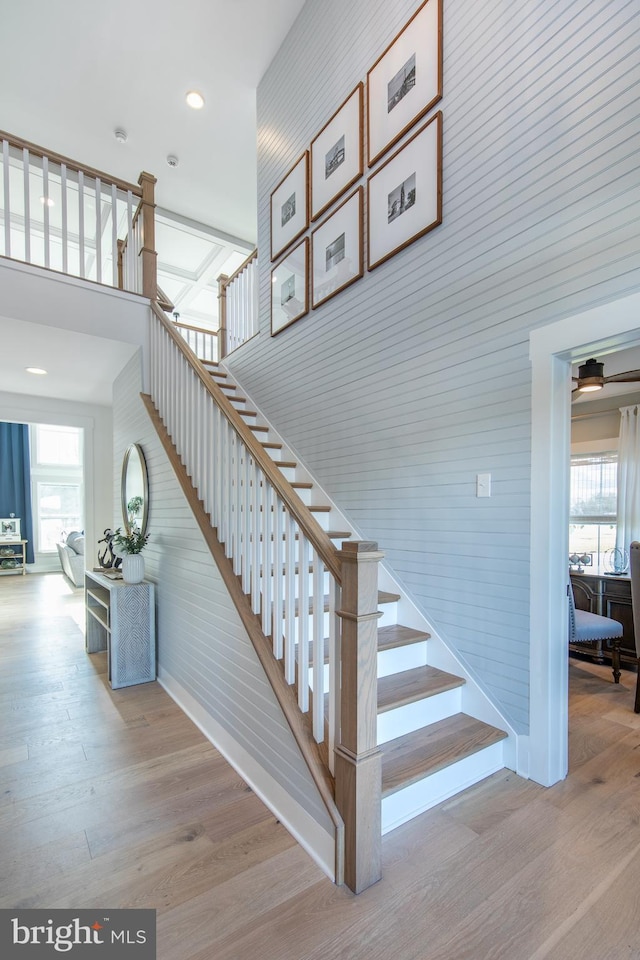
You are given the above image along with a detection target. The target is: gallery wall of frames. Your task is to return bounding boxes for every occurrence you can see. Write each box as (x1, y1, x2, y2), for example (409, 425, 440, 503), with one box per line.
(270, 0, 443, 336)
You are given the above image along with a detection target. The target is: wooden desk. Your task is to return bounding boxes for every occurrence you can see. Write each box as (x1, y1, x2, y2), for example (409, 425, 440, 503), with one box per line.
(570, 569, 636, 669)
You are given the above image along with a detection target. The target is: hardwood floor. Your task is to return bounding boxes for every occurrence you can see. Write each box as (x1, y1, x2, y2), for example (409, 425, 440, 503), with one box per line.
(2, 573, 640, 959)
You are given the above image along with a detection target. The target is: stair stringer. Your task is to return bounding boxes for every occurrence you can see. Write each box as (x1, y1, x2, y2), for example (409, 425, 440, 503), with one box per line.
(219, 360, 524, 782)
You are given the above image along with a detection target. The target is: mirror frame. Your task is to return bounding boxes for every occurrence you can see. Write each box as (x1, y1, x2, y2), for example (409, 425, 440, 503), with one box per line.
(121, 443, 149, 536)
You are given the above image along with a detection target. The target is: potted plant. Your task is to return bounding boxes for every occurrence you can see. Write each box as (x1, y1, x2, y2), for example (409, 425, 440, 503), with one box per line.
(113, 527, 149, 583)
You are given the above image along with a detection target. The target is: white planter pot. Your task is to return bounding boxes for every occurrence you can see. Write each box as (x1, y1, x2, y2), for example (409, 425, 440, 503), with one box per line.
(122, 553, 145, 584)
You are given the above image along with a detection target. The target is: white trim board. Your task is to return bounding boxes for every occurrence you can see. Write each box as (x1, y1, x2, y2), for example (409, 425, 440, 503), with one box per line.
(529, 288, 640, 787)
(157, 666, 337, 883)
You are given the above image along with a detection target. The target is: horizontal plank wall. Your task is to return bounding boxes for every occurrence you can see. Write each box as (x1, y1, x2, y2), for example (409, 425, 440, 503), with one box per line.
(112, 353, 336, 875)
(227, 0, 640, 732)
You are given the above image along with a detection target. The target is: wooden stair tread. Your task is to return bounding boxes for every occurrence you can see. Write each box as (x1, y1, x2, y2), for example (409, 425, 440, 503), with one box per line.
(291, 482, 313, 489)
(381, 714, 508, 798)
(273, 460, 297, 468)
(262, 442, 283, 450)
(377, 665, 465, 713)
(377, 624, 431, 650)
(378, 590, 400, 604)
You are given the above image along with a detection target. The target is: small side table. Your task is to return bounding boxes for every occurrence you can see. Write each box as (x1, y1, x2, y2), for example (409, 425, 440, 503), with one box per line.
(0, 539, 27, 576)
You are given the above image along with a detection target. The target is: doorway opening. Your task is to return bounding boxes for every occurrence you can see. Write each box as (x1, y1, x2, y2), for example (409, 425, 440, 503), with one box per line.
(529, 289, 640, 788)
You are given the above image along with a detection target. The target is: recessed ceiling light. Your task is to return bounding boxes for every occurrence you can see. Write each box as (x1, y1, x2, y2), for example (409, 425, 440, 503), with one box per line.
(39, 196, 54, 207)
(186, 90, 205, 110)
(26, 367, 47, 375)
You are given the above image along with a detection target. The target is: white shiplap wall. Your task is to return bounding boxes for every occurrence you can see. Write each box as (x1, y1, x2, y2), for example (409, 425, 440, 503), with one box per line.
(226, 0, 640, 731)
(112, 352, 335, 871)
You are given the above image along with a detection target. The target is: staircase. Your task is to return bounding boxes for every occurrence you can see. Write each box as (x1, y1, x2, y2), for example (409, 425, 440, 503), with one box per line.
(199, 357, 509, 835)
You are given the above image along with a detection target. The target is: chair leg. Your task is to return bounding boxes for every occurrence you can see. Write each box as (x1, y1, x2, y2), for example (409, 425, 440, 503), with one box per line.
(635, 663, 640, 714)
(611, 639, 622, 684)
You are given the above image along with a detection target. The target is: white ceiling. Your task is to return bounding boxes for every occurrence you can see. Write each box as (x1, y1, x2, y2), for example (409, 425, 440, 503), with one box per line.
(0, 0, 305, 407)
(1, 0, 305, 242)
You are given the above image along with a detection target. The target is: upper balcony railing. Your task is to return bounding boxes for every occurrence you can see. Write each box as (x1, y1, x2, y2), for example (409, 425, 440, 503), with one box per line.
(0, 130, 157, 300)
(217, 248, 258, 358)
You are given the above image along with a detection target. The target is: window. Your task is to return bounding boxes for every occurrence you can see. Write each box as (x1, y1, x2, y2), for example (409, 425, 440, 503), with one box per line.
(31, 425, 83, 553)
(569, 452, 617, 566)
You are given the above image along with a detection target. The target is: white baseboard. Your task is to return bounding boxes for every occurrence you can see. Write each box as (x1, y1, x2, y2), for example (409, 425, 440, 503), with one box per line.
(157, 666, 337, 882)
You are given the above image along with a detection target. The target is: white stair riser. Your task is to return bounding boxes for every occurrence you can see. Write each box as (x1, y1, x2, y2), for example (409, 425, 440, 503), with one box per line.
(381, 741, 505, 835)
(377, 641, 428, 677)
(377, 602, 399, 628)
(377, 688, 463, 745)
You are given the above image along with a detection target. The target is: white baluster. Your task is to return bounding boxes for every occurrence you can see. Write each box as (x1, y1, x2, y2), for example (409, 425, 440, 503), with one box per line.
(284, 512, 297, 684)
(328, 576, 340, 775)
(111, 183, 118, 286)
(42, 155, 50, 268)
(298, 536, 310, 713)
(272, 494, 284, 658)
(262, 484, 273, 636)
(78, 170, 85, 278)
(233, 436, 242, 576)
(60, 163, 68, 275)
(22, 148, 30, 262)
(313, 549, 325, 742)
(126, 190, 134, 291)
(95, 177, 102, 283)
(242, 453, 252, 594)
(251, 465, 263, 616)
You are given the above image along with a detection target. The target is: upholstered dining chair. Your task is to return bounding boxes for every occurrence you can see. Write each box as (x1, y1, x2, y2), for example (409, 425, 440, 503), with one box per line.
(568, 580, 624, 684)
(627, 542, 640, 713)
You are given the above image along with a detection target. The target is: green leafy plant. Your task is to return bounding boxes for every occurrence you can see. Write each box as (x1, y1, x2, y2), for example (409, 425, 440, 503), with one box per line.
(127, 495, 144, 516)
(113, 526, 149, 555)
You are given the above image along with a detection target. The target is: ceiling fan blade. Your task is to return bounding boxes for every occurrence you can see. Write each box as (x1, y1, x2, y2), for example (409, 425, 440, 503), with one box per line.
(603, 368, 640, 384)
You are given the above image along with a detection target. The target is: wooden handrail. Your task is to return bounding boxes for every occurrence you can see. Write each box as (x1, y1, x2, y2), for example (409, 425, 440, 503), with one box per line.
(150, 301, 342, 583)
(172, 319, 216, 336)
(218, 248, 257, 291)
(0, 129, 142, 196)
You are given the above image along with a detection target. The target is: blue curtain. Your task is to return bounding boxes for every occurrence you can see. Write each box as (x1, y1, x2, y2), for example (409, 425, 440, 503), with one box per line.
(0, 423, 35, 564)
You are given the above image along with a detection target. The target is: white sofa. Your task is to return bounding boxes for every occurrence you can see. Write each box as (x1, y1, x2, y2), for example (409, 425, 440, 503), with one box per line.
(56, 531, 85, 587)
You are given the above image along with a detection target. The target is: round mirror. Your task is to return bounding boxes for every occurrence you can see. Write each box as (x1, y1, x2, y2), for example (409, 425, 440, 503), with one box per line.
(121, 443, 149, 536)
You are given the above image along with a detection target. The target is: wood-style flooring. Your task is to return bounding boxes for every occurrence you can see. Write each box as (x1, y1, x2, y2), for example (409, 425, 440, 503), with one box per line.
(2, 572, 640, 959)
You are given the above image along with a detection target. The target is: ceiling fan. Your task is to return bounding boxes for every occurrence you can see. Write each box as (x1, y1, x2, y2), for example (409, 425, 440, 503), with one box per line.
(572, 357, 640, 399)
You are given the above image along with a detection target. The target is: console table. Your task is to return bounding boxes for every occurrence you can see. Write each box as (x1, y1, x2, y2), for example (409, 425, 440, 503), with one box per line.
(570, 568, 636, 666)
(85, 570, 156, 689)
(0, 539, 28, 576)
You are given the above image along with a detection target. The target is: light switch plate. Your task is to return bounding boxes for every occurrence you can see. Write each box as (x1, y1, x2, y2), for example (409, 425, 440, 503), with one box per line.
(476, 473, 491, 497)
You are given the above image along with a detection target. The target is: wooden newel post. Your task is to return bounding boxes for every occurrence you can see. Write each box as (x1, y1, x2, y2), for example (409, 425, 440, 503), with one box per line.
(217, 274, 229, 360)
(138, 171, 157, 301)
(335, 540, 384, 894)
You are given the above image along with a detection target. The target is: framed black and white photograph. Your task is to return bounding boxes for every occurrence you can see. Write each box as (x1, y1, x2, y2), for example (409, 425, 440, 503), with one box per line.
(310, 83, 363, 221)
(311, 187, 363, 309)
(270, 152, 309, 262)
(367, 0, 442, 166)
(0, 518, 20, 540)
(367, 111, 442, 270)
(271, 238, 309, 335)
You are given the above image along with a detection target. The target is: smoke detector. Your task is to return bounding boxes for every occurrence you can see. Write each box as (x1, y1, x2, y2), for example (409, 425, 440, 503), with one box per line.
(114, 128, 128, 144)
(166, 155, 179, 168)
